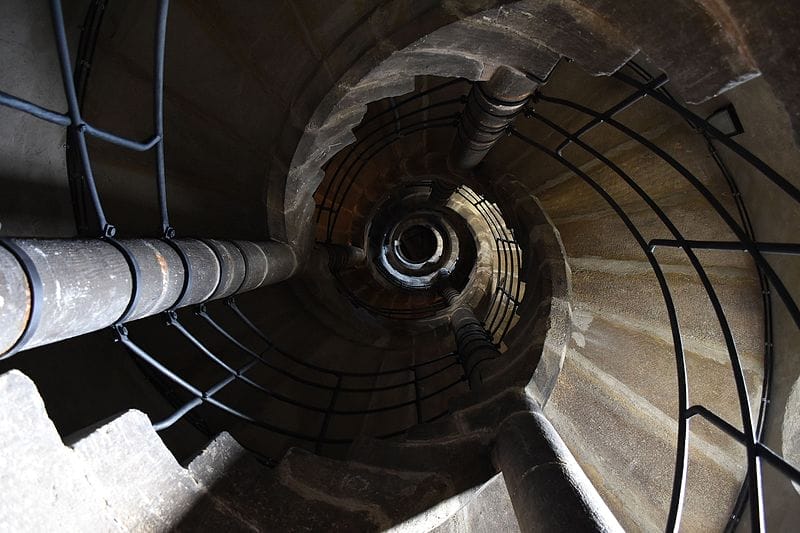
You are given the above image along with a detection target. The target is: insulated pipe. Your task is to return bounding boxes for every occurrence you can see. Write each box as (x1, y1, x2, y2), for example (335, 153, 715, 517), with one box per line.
(324, 244, 366, 272)
(448, 66, 537, 170)
(428, 179, 459, 206)
(437, 272, 500, 389)
(0, 238, 298, 356)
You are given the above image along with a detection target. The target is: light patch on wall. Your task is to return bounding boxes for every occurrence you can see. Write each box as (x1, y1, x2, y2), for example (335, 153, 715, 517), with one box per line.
(782, 376, 800, 494)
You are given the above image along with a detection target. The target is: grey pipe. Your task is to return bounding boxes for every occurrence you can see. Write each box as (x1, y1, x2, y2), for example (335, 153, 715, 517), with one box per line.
(0, 238, 298, 356)
(449, 66, 537, 170)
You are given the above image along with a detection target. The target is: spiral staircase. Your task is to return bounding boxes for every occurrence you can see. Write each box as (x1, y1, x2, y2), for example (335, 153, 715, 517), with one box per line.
(1, 1, 800, 531)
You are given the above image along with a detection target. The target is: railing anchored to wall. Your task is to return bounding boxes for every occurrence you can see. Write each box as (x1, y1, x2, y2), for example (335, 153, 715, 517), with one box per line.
(508, 60, 800, 532)
(1, 1, 799, 530)
(0, 0, 469, 461)
(314, 83, 523, 346)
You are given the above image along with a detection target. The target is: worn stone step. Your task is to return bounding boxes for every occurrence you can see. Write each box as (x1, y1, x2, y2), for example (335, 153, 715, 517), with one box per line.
(378, 471, 520, 533)
(280, 447, 452, 529)
(348, 434, 494, 495)
(70, 409, 205, 531)
(544, 352, 745, 532)
(182, 432, 379, 531)
(0, 369, 121, 531)
(565, 310, 761, 458)
(569, 257, 764, 367)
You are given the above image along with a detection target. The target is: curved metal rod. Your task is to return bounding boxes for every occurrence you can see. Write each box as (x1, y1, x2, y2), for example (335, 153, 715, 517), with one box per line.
(171, 312, 464, 415)
(536, 93, 800, 331)
(49, 0, 109, 234)
(227, 298, 459, 377)
(525, 107, 768, 529)
(198, 306, 461, 392)
(153, 0, 171, 236)
(624, 60, 776, 533)
(612, 71, 800, 205)
(508, 127, 690, 531)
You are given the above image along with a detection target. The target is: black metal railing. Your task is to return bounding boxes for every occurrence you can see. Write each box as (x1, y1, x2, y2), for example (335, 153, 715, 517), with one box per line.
(314, 84, 522, 343)
(507, 59, 800, 532)
(116, 296, 465, 450)
(1, 2, 799, 531)
(0, 0, 468, 459)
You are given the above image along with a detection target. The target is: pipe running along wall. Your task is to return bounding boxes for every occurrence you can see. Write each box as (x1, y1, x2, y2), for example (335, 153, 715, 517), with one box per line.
(0, 238, 298, 356)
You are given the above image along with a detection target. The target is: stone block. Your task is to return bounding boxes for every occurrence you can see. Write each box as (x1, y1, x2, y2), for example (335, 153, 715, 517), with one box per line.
(431, 473, 520, 533)
(71, 409, 202, 531)
(281, 447, 451, 526)
(0, 370, 120, 531)
(183, 434, 378, 531)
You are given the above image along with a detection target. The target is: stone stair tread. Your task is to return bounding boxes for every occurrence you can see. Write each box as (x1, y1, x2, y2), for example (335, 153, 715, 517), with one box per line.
(569, 259, 764, 362)
(428, 472, 520, 533)
(71, 409, 203, 532)
(544, 353, 743, 531)
(348, 434, 494, 494)
(280, 447, 452, 527)
(0, 370, 121, 531)
(183, 432, 379, 531)
(567, 311, 761, 453)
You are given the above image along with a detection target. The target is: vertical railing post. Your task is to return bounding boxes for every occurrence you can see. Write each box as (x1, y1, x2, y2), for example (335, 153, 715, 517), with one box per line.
(316, 375, 342, 453)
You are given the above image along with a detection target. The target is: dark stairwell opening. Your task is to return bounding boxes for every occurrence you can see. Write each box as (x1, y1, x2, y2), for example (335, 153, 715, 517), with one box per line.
(1, 1, 800, 531)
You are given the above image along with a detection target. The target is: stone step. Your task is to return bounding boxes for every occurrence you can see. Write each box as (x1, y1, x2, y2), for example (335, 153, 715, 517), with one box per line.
(70, 409, 206, 531)
(0, 370, 121, 531)
(569, 257, 764, 367)
(180, 433, 381, 531)
(348, 434, 494, 495)
(414, 472, 520, 533)
(279, 447, 452, 529)
(565, 310, 760, 458)
(544, 352, 745, 532)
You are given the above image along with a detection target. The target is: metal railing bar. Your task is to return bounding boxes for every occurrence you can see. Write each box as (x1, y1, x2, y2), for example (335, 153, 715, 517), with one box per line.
(173, 312, 457, 415)
(413, 367, 422, 424)
(227, 299, 458, 376)
(554, 74, 668, 155)
(536, 93, 800, 332)
(466, 194, 520, 340)
(199, 305, 459, 391)
(153, 397, 203, 431)
(0, 91, 71, 126)
(650, 239, 800, 256)
(686, 405, 800, 484)
(524, 108, 773, 530)
(508, 126, 690, 531)
(612, 71, 800, 205)
(0, 89, 161, 150)
(153, 0, 171, 236)
(49, 0, 109, 234)
(316, 376, 341, 452)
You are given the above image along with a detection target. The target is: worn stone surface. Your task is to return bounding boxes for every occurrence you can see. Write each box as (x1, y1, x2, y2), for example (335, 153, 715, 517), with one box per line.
(349, 434, 494, 494)
(183, 434, 379, 532)
(71, 409, 202, 531)
(429, 473, 520, 533)
(281, 447, 452, 528)
(0, 370, 121, 531)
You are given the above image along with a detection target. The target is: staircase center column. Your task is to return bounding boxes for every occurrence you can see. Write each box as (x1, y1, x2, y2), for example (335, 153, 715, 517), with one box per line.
(436, 271, 500, 389)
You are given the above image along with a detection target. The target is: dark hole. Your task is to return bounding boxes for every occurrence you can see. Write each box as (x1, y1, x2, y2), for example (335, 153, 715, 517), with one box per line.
(398, 224, 437, 263)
